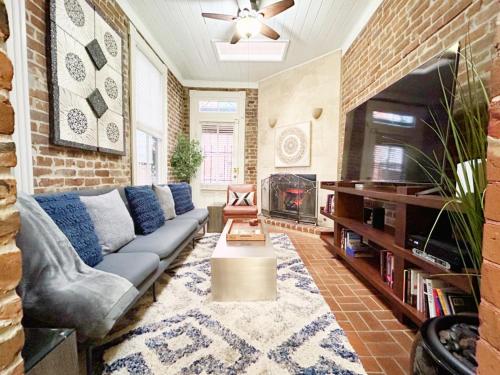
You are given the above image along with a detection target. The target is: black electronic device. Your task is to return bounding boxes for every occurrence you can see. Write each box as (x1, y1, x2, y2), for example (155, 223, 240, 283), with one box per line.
(407, 234, 469, 271)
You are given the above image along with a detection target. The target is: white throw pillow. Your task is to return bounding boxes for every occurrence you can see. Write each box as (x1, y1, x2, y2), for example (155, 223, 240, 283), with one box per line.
(81, 189, 136, 254)
(229, 190, 255, 206)
(153, 184, 177, 220)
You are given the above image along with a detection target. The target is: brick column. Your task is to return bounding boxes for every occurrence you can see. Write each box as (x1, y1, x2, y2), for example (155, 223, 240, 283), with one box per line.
(477, 15, 500, 375)
(0, 1, 24, 374)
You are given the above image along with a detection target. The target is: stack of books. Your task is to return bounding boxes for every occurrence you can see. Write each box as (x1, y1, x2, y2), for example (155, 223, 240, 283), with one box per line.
(403, 269, 476, 317)
(380, 250, 394, 288)
(340, 229, 374, 258)
(325, 194, 334, 214)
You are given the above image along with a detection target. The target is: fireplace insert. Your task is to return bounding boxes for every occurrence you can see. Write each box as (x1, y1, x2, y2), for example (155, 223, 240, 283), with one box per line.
(261, 174, 317, 224)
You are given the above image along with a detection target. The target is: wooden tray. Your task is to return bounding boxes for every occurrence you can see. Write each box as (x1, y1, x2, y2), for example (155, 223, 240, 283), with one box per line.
(226, 219, 265, 241)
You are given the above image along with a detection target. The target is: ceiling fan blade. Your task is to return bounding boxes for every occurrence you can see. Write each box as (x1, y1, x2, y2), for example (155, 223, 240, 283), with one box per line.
(230, 32, 241, 44)
(260, 23, 280, 40)
(259, 0, 294, 18)
(201, 13, 236, 21)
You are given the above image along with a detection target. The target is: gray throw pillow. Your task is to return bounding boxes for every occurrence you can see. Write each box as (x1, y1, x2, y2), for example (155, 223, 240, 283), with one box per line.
(81, 189, 135, 254)
(153, 184, 176, 220)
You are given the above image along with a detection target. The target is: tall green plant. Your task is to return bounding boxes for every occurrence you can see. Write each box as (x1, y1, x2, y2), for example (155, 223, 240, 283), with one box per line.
(407, 44, 488, 305)
(171, 135, 203, 182)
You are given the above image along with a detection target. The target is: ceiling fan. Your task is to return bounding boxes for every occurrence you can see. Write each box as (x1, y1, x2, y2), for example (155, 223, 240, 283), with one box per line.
(202, 0, 294, 44)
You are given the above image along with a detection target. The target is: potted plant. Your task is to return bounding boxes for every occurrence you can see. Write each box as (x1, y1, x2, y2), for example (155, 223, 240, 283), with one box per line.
(171, 135, 203, 182)
(409, 43, 488, 375)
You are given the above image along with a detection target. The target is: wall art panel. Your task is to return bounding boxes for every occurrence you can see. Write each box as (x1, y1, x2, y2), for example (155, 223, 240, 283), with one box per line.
(275, 121, 311, 167)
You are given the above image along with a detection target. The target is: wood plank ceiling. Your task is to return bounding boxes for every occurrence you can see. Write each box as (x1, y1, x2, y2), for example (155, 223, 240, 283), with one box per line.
(126, 0, 381, 83)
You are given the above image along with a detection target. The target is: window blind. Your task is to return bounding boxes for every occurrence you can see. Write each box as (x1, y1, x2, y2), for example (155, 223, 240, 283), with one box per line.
(201, 121, 234, 184)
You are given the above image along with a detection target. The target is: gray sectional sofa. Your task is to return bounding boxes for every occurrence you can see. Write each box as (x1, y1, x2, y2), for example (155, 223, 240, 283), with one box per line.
(30, 186, 208, 375)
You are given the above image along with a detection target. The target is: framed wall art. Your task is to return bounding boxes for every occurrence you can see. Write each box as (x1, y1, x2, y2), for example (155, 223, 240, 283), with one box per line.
(275, 121, 311, 167)
(48, 0, 125, 155)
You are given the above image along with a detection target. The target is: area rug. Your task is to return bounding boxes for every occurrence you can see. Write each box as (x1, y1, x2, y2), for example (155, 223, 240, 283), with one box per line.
(99, 233, 366, 375)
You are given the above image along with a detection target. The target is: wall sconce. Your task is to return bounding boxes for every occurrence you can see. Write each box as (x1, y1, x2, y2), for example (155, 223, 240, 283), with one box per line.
(268, 118, 278, 128)
(312, 108, 323, 120)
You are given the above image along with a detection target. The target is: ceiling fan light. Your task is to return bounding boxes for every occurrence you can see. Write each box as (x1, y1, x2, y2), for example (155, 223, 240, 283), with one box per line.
(236, 16, 261, 38)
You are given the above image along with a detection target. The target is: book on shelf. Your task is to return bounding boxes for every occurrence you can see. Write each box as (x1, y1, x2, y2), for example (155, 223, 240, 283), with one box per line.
(340, 229, 375, 258)
(403, 269, 477, 318)
(380, 250, 394, 288)
(325, 194, 335, 214)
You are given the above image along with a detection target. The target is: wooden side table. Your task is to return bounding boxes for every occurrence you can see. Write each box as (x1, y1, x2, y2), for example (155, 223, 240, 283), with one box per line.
(22, 328, 78, 375)
(207, 202, 226, 233)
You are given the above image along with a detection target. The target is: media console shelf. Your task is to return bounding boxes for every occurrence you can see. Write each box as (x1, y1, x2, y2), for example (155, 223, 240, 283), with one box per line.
(319, 181, 471, 326)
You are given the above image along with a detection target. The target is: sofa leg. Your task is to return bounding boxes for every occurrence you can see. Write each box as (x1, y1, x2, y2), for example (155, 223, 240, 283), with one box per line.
(86, 345, 94, 375)
(152, 282, 157, 302)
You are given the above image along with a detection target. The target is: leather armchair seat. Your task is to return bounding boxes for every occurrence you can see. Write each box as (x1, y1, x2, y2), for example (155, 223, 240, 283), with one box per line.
(223, 184, 257, 223)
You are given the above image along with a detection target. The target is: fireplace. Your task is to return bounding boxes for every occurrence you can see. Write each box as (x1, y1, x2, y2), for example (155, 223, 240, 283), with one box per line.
(261, 174, 317, 224)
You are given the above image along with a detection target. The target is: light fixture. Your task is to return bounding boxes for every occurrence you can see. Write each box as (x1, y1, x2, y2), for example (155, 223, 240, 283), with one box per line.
(312, 108, 323, 120)
(236, 11, 262, 38)
(268, 118, 277, 128)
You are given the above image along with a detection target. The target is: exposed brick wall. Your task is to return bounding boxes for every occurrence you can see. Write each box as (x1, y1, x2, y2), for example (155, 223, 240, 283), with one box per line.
(26, 0, 131, 193)
(182, 87, 258, 184)
(339, 0, 499, 176)
(0, 1, 24, 373)
(477, 15, 500, 375)
(166, 70, 185, 182)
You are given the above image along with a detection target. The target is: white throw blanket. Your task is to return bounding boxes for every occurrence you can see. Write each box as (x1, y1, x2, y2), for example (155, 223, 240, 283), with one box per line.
(16, 193, 138, 340)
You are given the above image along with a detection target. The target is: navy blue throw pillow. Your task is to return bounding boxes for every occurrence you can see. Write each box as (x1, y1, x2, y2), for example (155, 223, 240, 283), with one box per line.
(125, 186, 165, 235)
(35, 193, 103, 267)
(168, 183, 194, 215)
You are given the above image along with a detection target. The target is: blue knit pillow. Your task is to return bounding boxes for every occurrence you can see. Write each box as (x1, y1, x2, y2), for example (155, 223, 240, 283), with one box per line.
(125, 186, 165, 235)
(35, 193, 103, 267)
(168, 183, 194, 215)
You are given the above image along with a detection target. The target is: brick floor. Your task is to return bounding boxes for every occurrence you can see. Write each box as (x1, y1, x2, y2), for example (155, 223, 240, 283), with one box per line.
(268, 225, 416, 375)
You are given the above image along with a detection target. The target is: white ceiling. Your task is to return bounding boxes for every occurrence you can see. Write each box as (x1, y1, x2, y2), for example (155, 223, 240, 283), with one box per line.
(120, 0, 382, 86)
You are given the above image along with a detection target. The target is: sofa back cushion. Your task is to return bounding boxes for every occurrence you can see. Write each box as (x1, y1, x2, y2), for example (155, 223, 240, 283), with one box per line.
(80, 189, 136, 254)
(153, 184, 176, 220)
(35, 193, 103, 267)
(168, 183, 195, 215)
(125, 186, 165, 235)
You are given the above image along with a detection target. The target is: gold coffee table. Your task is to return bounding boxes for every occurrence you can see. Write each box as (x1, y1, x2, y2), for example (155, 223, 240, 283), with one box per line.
(211, 219, 277, 302)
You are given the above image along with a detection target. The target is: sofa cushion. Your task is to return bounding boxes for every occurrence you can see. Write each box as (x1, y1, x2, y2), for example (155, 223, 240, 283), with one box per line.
(80, 189, 136, 254)
(176, 208, 209, 225)
(168, 183, 194, 215)
(95, 253, 160, 287)
(118, 218, 198, 259)
(35, 193, 103, 267)
(223, 205, 258, 216)
(125, 186, 165, 235)
(153, 184, 176, 220)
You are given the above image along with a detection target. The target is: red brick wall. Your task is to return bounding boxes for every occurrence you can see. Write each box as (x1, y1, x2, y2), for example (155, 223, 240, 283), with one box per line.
(167, 70, 186, 182)
(339, 0, 499, 175)
(26, 0, 132, 193)
(183, 87, 258, 184)
(0, 1, 24, 373)
(477, 16, 500, 375)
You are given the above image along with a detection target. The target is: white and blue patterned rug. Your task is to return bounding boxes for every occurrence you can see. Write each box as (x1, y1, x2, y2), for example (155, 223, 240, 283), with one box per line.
(99, 234, 366, 375)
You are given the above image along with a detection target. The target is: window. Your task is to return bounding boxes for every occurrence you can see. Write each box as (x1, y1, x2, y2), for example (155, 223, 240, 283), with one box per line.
(372, 144, 405, 181)
(198, 100, 237, 113)
(131, 29, 167, 185)
(201, 122, 234, 185)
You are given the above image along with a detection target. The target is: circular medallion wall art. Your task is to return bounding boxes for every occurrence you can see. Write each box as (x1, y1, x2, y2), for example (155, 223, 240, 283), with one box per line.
(275, 122, 311, 167)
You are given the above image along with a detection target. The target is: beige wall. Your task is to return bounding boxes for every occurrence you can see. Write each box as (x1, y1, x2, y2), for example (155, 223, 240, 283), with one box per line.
(257, 50, 341, 226)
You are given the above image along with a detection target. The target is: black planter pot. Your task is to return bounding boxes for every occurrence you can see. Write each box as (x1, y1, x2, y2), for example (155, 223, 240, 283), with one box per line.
(411, 314, 478, 375)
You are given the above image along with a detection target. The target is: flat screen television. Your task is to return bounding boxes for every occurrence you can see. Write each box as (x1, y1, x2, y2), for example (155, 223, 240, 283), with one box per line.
(341, 44, 460, 184)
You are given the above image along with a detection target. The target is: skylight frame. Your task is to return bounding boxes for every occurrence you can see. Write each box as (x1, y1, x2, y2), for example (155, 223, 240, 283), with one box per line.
(212, 39, 289, 62)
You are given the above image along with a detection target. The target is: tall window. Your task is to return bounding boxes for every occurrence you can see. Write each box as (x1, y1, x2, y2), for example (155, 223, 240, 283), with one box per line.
(201, 122, 234, 185)
(132, 30, 166, 185)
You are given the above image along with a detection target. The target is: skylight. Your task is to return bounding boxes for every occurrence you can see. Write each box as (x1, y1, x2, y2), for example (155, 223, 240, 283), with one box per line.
(213, 40, 289, 62)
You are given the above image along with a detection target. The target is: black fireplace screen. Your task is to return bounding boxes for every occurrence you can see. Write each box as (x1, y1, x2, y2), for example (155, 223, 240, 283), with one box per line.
(261, 174, 317, 224)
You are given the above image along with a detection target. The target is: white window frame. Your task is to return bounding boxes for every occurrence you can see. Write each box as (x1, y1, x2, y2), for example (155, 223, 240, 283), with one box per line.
(6, 0, 33, 193)
(130, 26, 168, 185)
(190, 90, 246, 191)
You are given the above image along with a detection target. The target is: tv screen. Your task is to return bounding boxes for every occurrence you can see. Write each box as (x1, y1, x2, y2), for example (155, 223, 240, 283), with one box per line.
(341, 44, 459, 184)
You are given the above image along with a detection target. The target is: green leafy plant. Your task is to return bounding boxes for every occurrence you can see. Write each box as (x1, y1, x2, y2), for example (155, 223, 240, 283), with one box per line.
(407, 44, 489, 305)
(171, 135, 203, 182)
